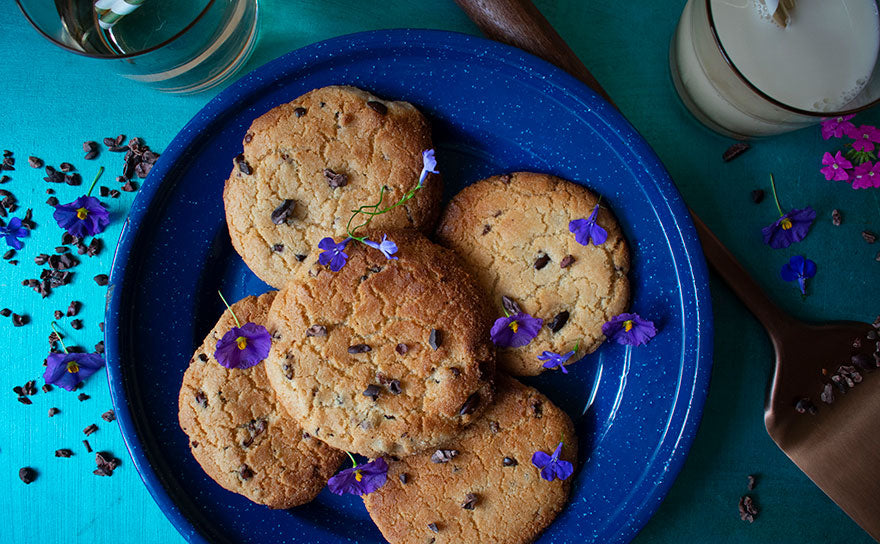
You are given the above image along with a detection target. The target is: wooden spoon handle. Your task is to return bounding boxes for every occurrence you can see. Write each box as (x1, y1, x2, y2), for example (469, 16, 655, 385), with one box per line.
(454, 0, 794, 333)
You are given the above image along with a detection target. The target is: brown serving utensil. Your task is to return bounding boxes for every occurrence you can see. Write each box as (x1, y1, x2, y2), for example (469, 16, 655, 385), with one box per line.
(454, 0, 880, 539)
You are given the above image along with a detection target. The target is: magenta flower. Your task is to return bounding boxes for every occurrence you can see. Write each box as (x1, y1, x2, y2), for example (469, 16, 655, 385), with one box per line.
(327, 456, 388, 496)
(761, 207, 816, 249)
(531, 442, 574, 482)
(43, 352, 105, 391)
(602, 313, 657, 346)
(491, 312, 543, 348)
(780, 255, 816, 296)
(418, 149, 439, 187)
(821, 115, 856, 139)
(214, 322, 272, 369)
(363, 234, 398, 260)
(820, 151, 853, 181)
(538, 349, 576, 373)
(851, 161, 880, 189)
(569, 204, 608, 246)
(53, 195, 110, 238)
(318, 237, 351, 271)
(0, 216, 29, 250)
(847, 124, 880, 152)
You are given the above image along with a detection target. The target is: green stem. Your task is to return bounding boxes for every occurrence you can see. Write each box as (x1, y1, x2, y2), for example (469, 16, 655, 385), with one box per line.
(345, 451, 358, 469)
(50, 322, 69, 354)
(85, 166, 104, 197)
(217, 291, 242, 328)
(769, 173, 785, 217)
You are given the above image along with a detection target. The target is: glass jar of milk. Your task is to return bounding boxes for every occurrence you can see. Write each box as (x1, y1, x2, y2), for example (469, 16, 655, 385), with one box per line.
(670, 0, 880, 138)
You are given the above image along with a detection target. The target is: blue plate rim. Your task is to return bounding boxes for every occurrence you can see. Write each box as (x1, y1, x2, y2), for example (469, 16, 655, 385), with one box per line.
(105, 28, 713, 544)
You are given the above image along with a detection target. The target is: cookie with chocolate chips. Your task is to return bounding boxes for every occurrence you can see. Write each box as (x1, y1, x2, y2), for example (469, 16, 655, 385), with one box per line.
(364, 374, 577, 544)
(436, 172, 630, 375)
(178, 292, 344, 509)
(223, 85, 443, 288)
(264, 231, 495, 458)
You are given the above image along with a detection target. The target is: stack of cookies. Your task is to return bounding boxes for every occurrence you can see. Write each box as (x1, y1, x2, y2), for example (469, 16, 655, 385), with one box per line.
(178, 85, 631, 544)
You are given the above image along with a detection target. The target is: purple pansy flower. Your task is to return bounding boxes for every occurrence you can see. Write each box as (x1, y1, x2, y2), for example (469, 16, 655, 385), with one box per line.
(363, 234, 398, 260)
(214, 322, 272, 369)
(53, 195, 110, 238)
(761, 207, 816, 249)
(418, 149, 439, 187)
(490, 312, 543, 348)
(327, 456, 388, 496)
(43, 352, 105, 391)
(821, 115, 856, 140)
(0, 216, 29, 249)
(538, 349, 576, 374)
(851, 161, 880, 189)
(318, 237, 351, 271)
(847, 124, 880, 152)
(820, 151, 853, 182)
(569, 204, 608, 246)
(531, 442, 574, 482)
(602, 313, 657, 346)
(780, 255, 816, 296)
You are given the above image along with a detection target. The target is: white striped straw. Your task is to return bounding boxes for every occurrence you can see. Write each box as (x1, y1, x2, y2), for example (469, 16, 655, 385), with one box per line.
(95, 0, 145, 30)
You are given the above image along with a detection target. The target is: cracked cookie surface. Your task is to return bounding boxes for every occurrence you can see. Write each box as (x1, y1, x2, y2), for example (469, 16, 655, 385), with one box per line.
(178, 292, 344, 509)
(364, 374, 577, 544)
(436, 172, 630, 375)
(224, 85, 442, 288)
(264, 231, 495, 458)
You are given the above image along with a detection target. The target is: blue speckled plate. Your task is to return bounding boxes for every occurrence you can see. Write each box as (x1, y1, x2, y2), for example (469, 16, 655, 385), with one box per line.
(105, 29, 712, 544)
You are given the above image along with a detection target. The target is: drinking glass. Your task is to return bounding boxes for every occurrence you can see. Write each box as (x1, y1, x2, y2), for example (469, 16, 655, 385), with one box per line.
(16, 0, 260, 94)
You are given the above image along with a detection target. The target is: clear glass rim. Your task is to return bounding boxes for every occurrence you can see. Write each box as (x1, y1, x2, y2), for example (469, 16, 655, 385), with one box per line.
(705, 0, 880, 117)
(15, 0, 217, 60)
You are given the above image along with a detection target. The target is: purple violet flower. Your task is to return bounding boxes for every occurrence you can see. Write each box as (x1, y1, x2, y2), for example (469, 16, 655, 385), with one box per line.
(418, 149, 439, 187)
(780, 255, 816, 296)
(847, 124, 880, 152)
(761, 207, 816, 249)
(569, 204, 608, 246)
(820, 151, 853, 181)
(538, 349, 576, 374)
(602, 313, 657, 346)
(43, 352, 105, 392)
(214, 322, 272, 369)
(490, 312, 543, 348)
(0, 216, 29, 250)
(851, 161, 880, 189)
(821, 115, 856, 140)
(318, 237, 351, 271)
(53, 195, 110, 238)
(363, 234, 398, 260)
(327, 456, 388, 496)
(531, 442, 574, 482)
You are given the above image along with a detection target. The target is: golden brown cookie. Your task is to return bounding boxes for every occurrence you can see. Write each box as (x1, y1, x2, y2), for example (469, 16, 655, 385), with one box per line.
(264, 230, 495, 458)
(178, 292, 344, 509)
(363, 374, 577, 544)
(223, 85, 442, 288)
(436, 172, 630, 376)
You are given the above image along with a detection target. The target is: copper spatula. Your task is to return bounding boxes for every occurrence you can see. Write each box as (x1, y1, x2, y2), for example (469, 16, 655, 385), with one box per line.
(454, 0, 880, 539)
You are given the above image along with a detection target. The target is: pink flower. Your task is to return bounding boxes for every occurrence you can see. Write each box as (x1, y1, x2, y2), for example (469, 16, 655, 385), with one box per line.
(821, 115, 856, 139)
(820, 151, 853, 181)
(846, 124, 880, 152)
(851, 161, 880, 189)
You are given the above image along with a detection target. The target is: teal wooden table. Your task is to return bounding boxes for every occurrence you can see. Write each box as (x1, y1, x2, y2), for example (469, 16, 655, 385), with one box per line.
(2, 1, 878, 543)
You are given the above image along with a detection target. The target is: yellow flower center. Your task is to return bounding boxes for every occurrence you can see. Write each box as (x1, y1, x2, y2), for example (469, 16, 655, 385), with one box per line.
(780, 218, 792, 230)
(355, 470, 363, 482)
(623, 320, 634, 332)
(67, 361, 80, 373)
(236, 336, 248, 350)
(509, 320, 519, 333)
(76, 207, 89, 220)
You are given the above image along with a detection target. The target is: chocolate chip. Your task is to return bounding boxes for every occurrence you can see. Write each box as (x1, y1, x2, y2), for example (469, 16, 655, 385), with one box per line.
(77, 393, 90, 401)
(18, 467, 36, 484)
(530, 399, 544, 418)
(197, 353, 208, 362)
(482, 224, 491, 235)
(428, 523, 439, 534)
(832, 209, 842, 226)
(238, 464, 254, 480)
(560, 255, 575, 268)
(48, 407, 59, 417)
(94, 274, 109, 286)
(272, 244, 284, 252)
(306, 324, 327, 337)
(738, 495, 759, 522)
(461, 493, 478, 510)
(324, 168, 348, 188)
(367, 101, 388, 114)
(533, 253, 550, 270)
(429, 329, 442, 350)
(489, 421, 500, 433)
(548, 311, 569, 333)
(101, 410, 116, 422)
(431, 449, 459, 463)
(723, 142, 750, 162)
(395, 343, 408, 355)
(363, 384, 381, 401)
(863, 230, 877, 244)
(499, 174, 511, 184)
(194, 391, 208, 408)
(794, 398, 817, 415)
(751, 189, 765, 204)
(293, 107, 307, 117)
(502, 456, 518, 466)
(243, 132, 253, 144)
(282, 364, 294, 380)
(234, 153, 252, 175)
(399, 472, 409, 484)
(348, 343, 371, 354)
(501, 295, 521, 315)
(83, 440, 92, 452)
(83, 423, 98, 436)
(55, 449, 73, 458)
(270, 199, 296, 224)
(458, 392, 480, 416)
(295, 253, 307, 262)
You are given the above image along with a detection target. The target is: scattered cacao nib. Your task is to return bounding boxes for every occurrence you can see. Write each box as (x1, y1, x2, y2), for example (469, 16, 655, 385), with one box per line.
(794, 398, 817, 415)
(399, 472, 409, 484)
(560, 254, 575, 268)
(94, 451, 120, 476)
(0, 308, 9, 317)
(99, 322, 104, 332)
(367, 101, 388, 115)
(17, 396, 32, 405)
(34, 253, 49, 265)
(109, 190, 120, 198)
(461, 493, 478, 510)
(875, 250, 880, 262)
(2, 156, 15, 170)
(723, 142, 750, 162)
(12, 313, 28, 327)
(738, 495, 759, 522)
(502, 456, 518, 466)
(306, 324, 327, 337)
(429, 329, 442, 350)
(55, 449, 74, 458)
(534, 253, 550, 270)
(863, 230, 877, 244)
(820, 383, 835, 404)
(59, 162, 74, 173)
(747, 474, 757, 491)
(65, 173, 81, 186)
(0, 175, 8, 184)
(94, 274, 109, 286)
(101, 410, 116, 422)
(70, 319, 83, 330)
(122, 179, 138, 192)
(293, 107, 307, 117)
(102, 137, 116, 147)
(363, 384, 381, 401)
(99, 186, 110, 197)
(324, 168, 348, 188)
(18, 467, 36, 484)
(548, 311, 570, 333)
(238, 464, 254, 480)
(46, 196, 58, 206)
(271, 199, 296, 225)
(832, 209, 842, 226)
(458, 392, 480, 416)
(427, 523, 439, 533)
(431, 449, 459, 463)
(501, 295, 522, 315)
(66, 301, 80, 317)
(48, 407, 59, 417)
(83, 141, 99, 160)
(28, 156, 43, 169)
(2, 249, 14, 260)
(83, 440, 92, 452)
(41, 384, 51, 393)
(24, 380, 37, 395)
(234, 153, 253, 175)
(348, 343, 371, 354)
(750, 189, 765, 204)
(395, 343, 408, 355)
(86, 238, 101, 257)
(77, 393, 90, 401)
(82, 423, 98, 436)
